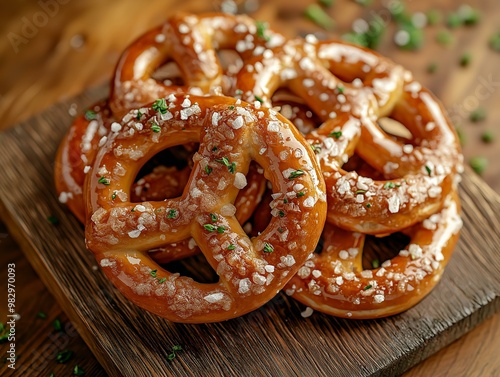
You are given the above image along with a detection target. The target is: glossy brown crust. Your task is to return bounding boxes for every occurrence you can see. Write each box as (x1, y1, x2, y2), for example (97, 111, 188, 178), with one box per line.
(84, 94, 327, 323)
(54, 101, 112, 223)
(287, 190, 462, 319)
(235, 38, 462, 234)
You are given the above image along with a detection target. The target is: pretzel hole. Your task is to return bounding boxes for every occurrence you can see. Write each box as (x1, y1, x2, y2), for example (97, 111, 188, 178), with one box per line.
(378, 117, 413, 141)
(151, 61, 185, 86)
(217, 49, 244, 75)
(131, 145, 196, 202)
(272, 91, 321, 134)
(361, 232, 410, 270)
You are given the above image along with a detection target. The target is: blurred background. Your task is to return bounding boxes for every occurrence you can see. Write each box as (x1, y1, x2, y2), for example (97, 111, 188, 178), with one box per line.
(0, 0, 499, 376)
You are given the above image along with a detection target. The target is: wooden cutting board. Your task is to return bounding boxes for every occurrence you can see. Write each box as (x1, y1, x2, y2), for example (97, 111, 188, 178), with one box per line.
(0, 85, 499, 377)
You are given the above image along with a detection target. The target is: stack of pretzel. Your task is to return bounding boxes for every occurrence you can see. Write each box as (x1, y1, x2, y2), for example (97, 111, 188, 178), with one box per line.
(55, 13, 463, 323)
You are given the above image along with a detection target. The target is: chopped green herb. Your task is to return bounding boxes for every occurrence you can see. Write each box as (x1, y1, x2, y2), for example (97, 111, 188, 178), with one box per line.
(210, 213, 217, 222)
(167, 209, 178, 219)
(304, 4, 335, 31)
(167, 353, 176, 361)
(329, 131, 342, 139)
(73, 365, 85, 376)
(49, 374, 55, 377)
(427, 62, 438, 74)
(47, 215, 59, 225)
(469, 156, 487, 175)
(481, 130, 494, 143)
(278, 210, 285, 218)
(254, 94, 264, 103)
(56, 350, 74, 364)
(151, 123, 161, 133)
(203, 224, 216, 232)
(446, 13, 462, 29)
(235, 89, 243, 95)
(371, 259, 380, 268)
(150, 269, 158, 278)
(98, 176, 110, 185)
(458, 5, 480, 25)
(216, 157, 236, 173)
(204, 165, 213, 175)
(470, 108, 486, 122)
(216, 226, 226, 234)
(136, 110, 143, 120)
(396, 26, 424, 51)
(456, 127, 466, 146)
(426, 9, 441, 25)
(366, 203, 372, 208)
(355, 189, 366, 195)
(263, 243, 274, 253)
(172, 345, 183, 352)
(152, 98, 168, 114)
(297, 191, 305, 197)
(311, 144, 322, 154)
(111, 191, 117, 200)
(84, 109, 97, 121)
(53, 318, 63, 332)
(37, 311, 47, 319)
(363, 284, 373, 291)
(212, 146, 219, 152)
(337, 85, 344, 94)
(459, 52, 471, 67)
(277, 227, 285, 233)
(256, 20, 270, 42)
(436, 30, 454, 46)
(489, 32, 500, 52)
(227, 244, 236, 250)
(342, 14, 385, 49)
(228, 105, 235, 110)
(383, 182, 396, 189)
(425, 165, 432, 176)
(288, 170, 305, 179)
(158, 277, 167, 284)
(355, 0, 372, 6)
(283, 198, 288, 204)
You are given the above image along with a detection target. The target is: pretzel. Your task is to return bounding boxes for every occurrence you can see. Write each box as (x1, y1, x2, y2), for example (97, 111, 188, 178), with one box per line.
(110, 12, 285, 115)
(286, 190, 462, 319)
(235, 38, 462, 233)
(84, 94, 327, 322)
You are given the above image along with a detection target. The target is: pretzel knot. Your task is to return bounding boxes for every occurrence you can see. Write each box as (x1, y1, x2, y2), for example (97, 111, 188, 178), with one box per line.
(85, 94, 327, 323)
(236, 38, 462, 234)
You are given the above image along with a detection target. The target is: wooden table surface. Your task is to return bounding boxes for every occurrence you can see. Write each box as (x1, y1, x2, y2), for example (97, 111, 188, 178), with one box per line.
(1, 0, 499, 376)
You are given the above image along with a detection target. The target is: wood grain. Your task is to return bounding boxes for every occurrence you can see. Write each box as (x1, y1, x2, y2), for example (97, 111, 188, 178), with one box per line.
(1, 0, 500, 376)
(0, 85, 499, 376)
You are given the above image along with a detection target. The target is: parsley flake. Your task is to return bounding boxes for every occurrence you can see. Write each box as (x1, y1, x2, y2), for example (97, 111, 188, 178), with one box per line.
(278, 210, 285, 218)
(210, 213, 217, 222)
(84, 110, 97, 121)
(297, 191, 305, 197)
(337, 85, 344, 94)
(203, 224, 216, 232)
(53, 318, 63, 332)
(470, 156, 487, 175)
(37, 311, 47, 319)
(204, 165, 213, 175)
(425, 165, 432, 176)
(311, 144, 322, 154)
(288, 170, 305, 179)
(256, 21, 270, 42)
(371, 259, 380, 269)
(150, 269, 158, 278)
(366, 203, 372, 208)
(227, 244, 236, 250)
(329, 131, 342, 139)
(383, 182, 396, 189)
(56, 350, 74, 364)
(98, 176, 110, 185)
(152, 98, 168, 114)
(363, 284, 373, 291)
(47, 215, 59, 225)
(305, 4, 335, 31)
(254, 94, 264, 103)
(158, 277, 167, 284)
(481, 130, 494, 143)
(167, 209, 178, 219)
(151, 123, 161, 133)
(216, 226, 226, 234)
(111, 192, 117, 200)
(470, 108, 486, 122)
(73, 365, 85, 376)
(136, 110, 143, 120)
(263, 243, 274, 253)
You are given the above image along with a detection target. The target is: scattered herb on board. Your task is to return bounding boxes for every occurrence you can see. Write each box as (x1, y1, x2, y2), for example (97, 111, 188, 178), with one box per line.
(56, 350, 74, 364)
(426, 9, 442, 25)
(342, 14, 385, 49)
(436, 30, 454, 46)
(73, 365, 85, 376)
(371, 259, 380, 268)
(304, 4, 335, 31)
(53, 318, 63, 332)
(37, 311, 47, 319)
(427, 62, 438, 74)
(470, 108, 486, 122)
(319, 0, 334, 8)
(459, 52, 472, 67)
(481, 130, 494, 143)
(47, 215, 59, 225)
(489, 32, 500, 52)
(469, 156, 487, 175)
